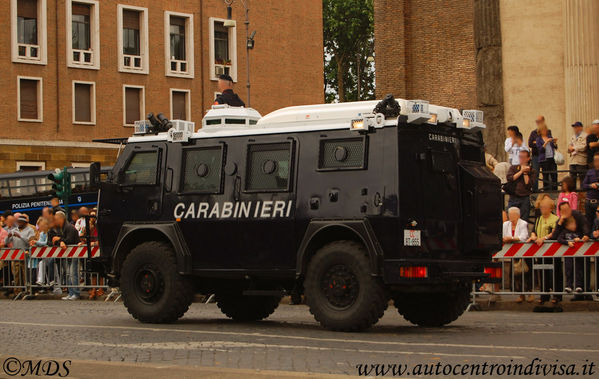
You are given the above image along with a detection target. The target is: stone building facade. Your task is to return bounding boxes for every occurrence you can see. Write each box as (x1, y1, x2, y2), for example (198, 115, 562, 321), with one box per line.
(374, 0, 599, 162)
(0, 0, 323, 173)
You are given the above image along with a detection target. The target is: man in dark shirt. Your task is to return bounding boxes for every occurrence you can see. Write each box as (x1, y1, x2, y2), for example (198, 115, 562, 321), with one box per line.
(586, 121, 599, 166)
(582, 154, 599, 227)
(213, 74, 245, 107)
(528, 116, 550, 192)
(506, 150, 537, 220)
(49, 211, 81, 300)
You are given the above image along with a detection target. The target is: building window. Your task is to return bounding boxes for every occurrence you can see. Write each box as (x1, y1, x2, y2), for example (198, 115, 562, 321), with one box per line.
(11, 0, 48, 64)
(16, 161, 45, 171)
(17, 76, 42, 122)
(164, 11, 194, 78)
(123, 85, 145, 126)
(209, 18, 237, 81)
(72, 81, 96, 124)
(66, 0, 100, 69)
(170, 89, 190, 120)
(117, 5, 148, 74)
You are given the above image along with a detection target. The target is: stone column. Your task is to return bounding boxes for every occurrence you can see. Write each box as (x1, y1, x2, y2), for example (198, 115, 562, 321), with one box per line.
(563, 0, 599, 128)
(474, 0, 505, 159)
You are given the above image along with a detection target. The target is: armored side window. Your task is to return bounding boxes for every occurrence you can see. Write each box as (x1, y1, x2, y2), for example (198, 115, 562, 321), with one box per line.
(121, 151, 159, 185)
(246, 142, 292, 192)
(318, 137, 367, 170)
(181, 146, 224, 193)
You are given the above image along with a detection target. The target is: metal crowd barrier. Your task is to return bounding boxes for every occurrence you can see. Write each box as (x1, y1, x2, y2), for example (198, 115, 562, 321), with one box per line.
(472, 241, 599, 305)
(0, 246, 109, 301)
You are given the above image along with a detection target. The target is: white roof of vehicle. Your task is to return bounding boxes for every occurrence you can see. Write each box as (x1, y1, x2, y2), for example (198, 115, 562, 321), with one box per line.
(127, 99, 475, 143)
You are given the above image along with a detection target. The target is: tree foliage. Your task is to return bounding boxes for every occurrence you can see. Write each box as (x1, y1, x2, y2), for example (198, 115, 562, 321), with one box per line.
(323, 0, 375, 103)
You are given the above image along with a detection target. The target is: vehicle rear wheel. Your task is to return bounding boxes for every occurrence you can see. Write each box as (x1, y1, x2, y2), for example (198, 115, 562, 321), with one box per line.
(120, 241, 194, 323)
(393, 283, 471, 327)
(304, 240, 388, 332)
(215, 293, 281, 321)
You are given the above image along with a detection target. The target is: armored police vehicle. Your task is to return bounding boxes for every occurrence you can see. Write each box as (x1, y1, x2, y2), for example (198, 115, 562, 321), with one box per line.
(95, 96, 502, 331)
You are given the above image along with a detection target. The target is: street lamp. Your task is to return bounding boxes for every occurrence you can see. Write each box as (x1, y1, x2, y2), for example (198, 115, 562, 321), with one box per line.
(223, 0, 255, 107)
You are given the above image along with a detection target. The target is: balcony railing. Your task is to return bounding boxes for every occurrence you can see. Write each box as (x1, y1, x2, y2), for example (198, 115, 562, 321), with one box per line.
(123, 54, 142, 70)
(169, 59, 188, 74)
(72, 49, 93, 65)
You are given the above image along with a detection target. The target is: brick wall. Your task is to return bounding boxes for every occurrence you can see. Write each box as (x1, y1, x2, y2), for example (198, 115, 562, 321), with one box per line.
(374, 0, 477, 110)
(0, 0, 323, 173)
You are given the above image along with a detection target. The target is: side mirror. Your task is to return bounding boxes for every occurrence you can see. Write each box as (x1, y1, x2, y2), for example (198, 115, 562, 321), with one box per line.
(90, 162, 101, 189)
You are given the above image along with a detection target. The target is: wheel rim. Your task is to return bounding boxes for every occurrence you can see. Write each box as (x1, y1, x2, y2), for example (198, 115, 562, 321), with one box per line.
(320, 264, 359, 309)
(134, 264, 165, 305)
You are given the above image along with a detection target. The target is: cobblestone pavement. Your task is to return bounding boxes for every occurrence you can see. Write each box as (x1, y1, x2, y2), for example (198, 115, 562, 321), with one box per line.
(0, 300, 598, 377)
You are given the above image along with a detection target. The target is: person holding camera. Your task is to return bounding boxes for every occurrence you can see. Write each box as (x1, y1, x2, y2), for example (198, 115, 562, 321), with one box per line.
(506, 150, 536, 221)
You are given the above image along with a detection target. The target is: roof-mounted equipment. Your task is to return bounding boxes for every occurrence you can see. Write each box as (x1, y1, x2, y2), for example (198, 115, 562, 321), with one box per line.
(373, 94, 400, 118)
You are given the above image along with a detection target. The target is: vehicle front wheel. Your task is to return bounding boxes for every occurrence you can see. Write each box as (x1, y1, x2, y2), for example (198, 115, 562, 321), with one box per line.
(120, 241, 194, 323)
(304, 240, 388, 332)
(393, 283, 471, 327)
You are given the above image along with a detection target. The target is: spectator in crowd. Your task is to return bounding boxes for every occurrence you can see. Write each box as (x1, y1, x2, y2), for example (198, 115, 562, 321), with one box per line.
(568, 121, 588, 189)
(536, 123, 558, 191)
(557, 217, 584, 294)
(532, 194, 552, 219)
(82, 212, 104, 300)
(586, 120, 599, 166)
(557, 176, 578, 218)
(3, 214, 15, 231)
(504, 125, 519, 164)
(74, 207, 89, 236)
(582, 154, 599, 227)
(70, 210, 79, 226)
(502, 206, 531, 303)
(31, 218, 49, 286)
(529, 116, 550, 192)
(505, 128, 528, 166)
(50, 197, 65, 214)
(485, 146, 498, 172)
(506, 150, 536, 220)
(554, 201, 590, 241)
(528, 197, 559, 304)
(49, 211, 80, 300)
(4, 214, 35, 294)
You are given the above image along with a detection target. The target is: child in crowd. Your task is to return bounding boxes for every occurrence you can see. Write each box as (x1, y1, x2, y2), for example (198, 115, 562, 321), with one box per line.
(557, 176, 578, 217)
(557, 217, 584, 293)
(506, 130, 529, 166)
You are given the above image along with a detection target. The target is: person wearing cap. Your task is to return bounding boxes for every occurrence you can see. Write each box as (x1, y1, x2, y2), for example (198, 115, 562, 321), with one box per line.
(4, 214, 35, 294)
(568, 121, 588, 189)
(586, 120, 599, 167)
(213, 74, 245, 107)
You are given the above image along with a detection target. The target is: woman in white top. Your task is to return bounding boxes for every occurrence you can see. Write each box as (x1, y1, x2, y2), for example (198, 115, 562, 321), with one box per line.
(502, 207, 533, 303)
(502, 207, 529, 242)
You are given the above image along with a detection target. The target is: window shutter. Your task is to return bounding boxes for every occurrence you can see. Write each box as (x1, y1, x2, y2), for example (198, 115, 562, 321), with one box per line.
(72, 3, 91, 16)
(122, 10, 139, 30)
(19, 79, 38, 120)
(17, 0, 38, 19)
(172, 91, 187, 120)
(75, 83, 91, 122)
(125, 87, 141, 125)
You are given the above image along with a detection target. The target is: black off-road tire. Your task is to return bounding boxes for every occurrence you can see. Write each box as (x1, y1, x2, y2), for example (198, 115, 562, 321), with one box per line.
(215, 293, 281, 321)
(304, 240, 388, 332)
(393, 283, 471, 327)
(121, 241, 194, 323)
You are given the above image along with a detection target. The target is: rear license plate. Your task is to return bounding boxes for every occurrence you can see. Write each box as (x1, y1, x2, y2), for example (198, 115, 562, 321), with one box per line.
(403, 230, 421, 246)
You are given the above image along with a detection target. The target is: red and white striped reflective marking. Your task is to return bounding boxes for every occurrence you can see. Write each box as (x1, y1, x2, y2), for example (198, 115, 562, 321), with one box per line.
(494, 242, 599, 258)
(0, 249, 26, 261)
(29, 246, 100, 259)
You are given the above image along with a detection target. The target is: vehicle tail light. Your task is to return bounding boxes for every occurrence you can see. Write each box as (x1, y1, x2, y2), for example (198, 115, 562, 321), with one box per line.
(400, 266, 428, 278)
(484, 267, 502, 279)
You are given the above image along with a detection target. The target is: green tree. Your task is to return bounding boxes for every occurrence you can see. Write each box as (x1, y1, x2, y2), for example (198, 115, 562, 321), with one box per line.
(323, 0, 375, 103)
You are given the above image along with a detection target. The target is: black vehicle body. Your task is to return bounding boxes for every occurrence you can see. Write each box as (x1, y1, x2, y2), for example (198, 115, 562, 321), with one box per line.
(97, 111, 502, 294)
